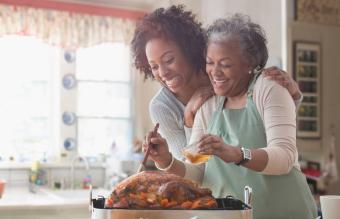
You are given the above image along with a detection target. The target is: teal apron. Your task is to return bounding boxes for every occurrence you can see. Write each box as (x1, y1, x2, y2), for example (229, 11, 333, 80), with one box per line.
(202, 74, 317, 219)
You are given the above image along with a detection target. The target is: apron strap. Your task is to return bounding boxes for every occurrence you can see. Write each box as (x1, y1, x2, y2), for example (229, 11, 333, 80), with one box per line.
(247, 72, 261, 98)
(218, 96, 227, 111)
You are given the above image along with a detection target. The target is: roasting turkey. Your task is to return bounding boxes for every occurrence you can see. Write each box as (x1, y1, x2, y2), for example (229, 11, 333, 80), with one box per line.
(105, 171, 217, 209)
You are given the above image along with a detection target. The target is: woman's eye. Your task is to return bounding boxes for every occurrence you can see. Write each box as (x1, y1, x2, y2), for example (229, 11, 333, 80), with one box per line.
(150, 65, 158, 71)
(206, 61, 213, 65)
(220, 63, 231, 68)
(165, 58, 174, 64)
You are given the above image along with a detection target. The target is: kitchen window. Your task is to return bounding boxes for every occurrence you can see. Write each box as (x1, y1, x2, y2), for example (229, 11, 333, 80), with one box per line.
(0, 35, 133, 162)
(0, 35, 60, 162)
(75, 43, 133, 157)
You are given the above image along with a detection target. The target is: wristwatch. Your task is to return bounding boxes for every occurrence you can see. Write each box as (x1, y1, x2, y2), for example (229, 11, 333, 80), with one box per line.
(236, 147, 251, 166)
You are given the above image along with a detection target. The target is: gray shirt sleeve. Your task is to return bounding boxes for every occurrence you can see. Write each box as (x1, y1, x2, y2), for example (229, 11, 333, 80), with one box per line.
(149, 102, 187, 161)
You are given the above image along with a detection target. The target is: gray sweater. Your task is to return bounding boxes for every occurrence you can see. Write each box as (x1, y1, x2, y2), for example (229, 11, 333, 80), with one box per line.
(149, 87, 190, 161)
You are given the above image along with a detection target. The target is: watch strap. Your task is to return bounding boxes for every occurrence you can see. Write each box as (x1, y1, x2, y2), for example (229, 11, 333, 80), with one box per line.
(236, 147, 250, 166)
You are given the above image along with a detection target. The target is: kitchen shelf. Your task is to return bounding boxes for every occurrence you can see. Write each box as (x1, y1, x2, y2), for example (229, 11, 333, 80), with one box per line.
(298, 117, 318, 121)
(294, 42, 321, 138)
(296, 77, 318, 82)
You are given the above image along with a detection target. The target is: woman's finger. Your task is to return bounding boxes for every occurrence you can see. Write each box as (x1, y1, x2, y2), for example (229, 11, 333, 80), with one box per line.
(264, 70, 281, 76)
(198, 135, 221, 148)
(146, 131, 153, 145)
(150, 150, 158, 155)
(150, 137, 164, 145)
(142, 142, 147, 153)
(198, 146, 213, 155)
(263, 66, 278, 72)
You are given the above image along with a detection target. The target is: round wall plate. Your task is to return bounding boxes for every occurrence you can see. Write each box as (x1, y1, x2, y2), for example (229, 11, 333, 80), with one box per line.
(62, 74, 76, 89)
(62, 111, 77, 125)
(64, 50, 76, 63)
(64, 138, 76, 151)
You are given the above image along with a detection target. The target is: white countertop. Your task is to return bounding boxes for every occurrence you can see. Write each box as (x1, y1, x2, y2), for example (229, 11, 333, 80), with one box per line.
(0, 186, 111, 210)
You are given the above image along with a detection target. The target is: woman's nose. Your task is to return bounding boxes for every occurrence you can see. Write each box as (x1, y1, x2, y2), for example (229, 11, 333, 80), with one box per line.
(158, 64, 170, 78)
(210, 64, 222, 76)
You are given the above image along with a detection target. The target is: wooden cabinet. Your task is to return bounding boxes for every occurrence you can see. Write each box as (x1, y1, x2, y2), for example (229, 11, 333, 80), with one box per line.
(294, 42, 321, 138)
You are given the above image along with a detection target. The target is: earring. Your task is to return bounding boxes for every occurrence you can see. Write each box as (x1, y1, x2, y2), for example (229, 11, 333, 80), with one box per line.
(248, 70, 252, 74)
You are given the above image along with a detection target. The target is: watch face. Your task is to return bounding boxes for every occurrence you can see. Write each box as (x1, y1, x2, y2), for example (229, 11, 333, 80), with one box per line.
(244, 148, 252, 160)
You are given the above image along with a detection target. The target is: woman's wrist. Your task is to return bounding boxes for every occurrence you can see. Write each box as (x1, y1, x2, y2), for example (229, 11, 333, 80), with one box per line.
(233, 147, 243, 164)
(155, 153, 174, 171)
(292, 91, 301, 101)
(184, 110, 194, 128)
(291, 82, 302, 100)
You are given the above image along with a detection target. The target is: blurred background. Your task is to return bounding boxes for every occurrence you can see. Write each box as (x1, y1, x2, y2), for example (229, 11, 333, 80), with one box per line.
(0, 0, 339, 218)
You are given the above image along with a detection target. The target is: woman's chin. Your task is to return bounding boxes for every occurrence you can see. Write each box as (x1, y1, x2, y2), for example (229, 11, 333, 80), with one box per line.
(213, 88, 227, 96)
(167, 84, 181, 93)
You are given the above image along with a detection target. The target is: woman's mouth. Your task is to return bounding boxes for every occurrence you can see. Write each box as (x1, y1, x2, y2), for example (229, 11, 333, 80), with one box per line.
(213, 78, 228, 88)
(165, 76, 181, 88)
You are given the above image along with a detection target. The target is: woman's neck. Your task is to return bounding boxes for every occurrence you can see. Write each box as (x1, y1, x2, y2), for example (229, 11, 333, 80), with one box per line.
(225, 75, 254, 109)
(225, 89, 248, 109)
(175, 71, 211, 105)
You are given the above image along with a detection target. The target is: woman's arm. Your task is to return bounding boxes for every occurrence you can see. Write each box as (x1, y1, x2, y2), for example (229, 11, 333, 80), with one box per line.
(184, 85, 214, 128)
(255, 76, 298, 174)
(150, 101, 187, 160)
(263, 67, 303, 108)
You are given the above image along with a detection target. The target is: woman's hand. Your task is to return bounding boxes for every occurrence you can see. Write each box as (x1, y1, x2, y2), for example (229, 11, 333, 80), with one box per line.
(143, 131, 172, 168)
(263, 67, 301, 100)
(197, 134, 241, 164)
(184, 85, 214, 127)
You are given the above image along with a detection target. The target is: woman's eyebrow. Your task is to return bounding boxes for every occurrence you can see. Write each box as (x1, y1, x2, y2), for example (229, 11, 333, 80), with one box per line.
(206, 56, 232, 61)
(160, 50, 174, 59)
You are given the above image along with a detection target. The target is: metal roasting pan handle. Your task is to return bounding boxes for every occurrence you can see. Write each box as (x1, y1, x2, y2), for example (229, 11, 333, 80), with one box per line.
(89, 184, 93, 212)
(244, 185, 252, 206)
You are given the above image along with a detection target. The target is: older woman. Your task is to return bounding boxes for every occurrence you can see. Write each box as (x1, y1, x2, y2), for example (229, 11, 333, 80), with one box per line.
(145, 14, 317, 218)
(132, 5, 302, 162)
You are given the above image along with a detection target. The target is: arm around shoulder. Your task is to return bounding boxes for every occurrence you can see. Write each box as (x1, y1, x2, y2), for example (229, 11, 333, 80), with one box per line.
(255, 76, 298, 175)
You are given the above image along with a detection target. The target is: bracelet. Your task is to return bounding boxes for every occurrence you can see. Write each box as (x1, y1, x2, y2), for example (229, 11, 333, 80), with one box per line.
(155, 153, 175, 171)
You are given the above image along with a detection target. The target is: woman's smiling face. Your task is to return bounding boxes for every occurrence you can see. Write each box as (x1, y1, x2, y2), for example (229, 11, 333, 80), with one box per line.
(206, 38, 252, 97)
(145, 38, 194, 95)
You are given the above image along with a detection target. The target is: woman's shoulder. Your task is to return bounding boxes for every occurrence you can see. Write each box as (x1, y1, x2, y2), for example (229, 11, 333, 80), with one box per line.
(254, 73, 287, 91)
(200, 95, 224, 113)
(149, 87, 183, 117)
(253, 73, 295, 110)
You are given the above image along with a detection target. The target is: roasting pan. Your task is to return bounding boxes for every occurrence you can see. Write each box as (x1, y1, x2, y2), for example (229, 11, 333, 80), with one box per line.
(90, 186, 253, 219)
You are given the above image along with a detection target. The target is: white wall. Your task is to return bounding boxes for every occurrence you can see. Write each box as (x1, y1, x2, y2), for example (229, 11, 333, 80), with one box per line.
(201, 0, 284, 66)
(133, 71, 160, 140)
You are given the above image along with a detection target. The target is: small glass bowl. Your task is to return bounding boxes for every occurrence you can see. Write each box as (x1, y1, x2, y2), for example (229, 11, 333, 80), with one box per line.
(182, 142, 211, 164)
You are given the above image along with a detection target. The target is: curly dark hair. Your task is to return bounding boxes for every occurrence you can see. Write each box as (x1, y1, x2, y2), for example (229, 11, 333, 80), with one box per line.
(131, 5, 206, 79)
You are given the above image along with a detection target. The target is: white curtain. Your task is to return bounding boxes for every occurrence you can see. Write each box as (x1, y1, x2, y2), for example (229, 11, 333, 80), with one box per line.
(0, 4, 136, 48)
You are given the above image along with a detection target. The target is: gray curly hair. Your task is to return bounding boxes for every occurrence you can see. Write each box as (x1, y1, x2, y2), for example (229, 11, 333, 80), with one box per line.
(206, 14, 268, 70)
